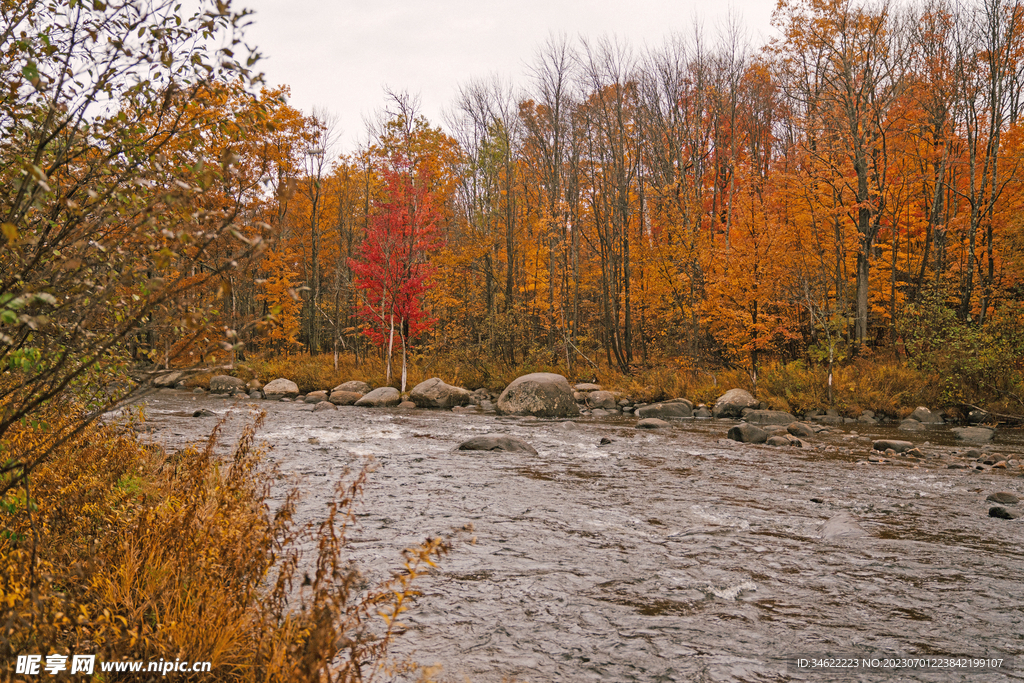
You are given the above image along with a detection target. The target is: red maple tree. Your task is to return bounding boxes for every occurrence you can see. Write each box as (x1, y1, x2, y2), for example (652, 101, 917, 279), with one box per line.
(350, 155, 440, 390)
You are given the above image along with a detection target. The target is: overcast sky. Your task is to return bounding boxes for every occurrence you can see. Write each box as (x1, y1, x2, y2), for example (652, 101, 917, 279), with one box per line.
(234, 0, 779, 152)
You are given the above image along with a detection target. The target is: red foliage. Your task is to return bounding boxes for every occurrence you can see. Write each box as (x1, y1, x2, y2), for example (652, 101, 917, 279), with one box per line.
(350, 156, 440, 350)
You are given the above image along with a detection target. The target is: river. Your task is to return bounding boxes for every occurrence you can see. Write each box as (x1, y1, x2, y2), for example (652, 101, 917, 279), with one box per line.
(128, 389, 1024, 682)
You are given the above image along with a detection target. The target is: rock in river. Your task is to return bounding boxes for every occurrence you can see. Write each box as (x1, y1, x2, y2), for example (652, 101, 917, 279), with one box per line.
(952, 426, 996, 442)
(636, 402, 692, 419)
(304, 390, 328, 403)
(334, 380, 372, 394)
(263, 378, 299, 400)
(355, 387, 401, 407)
(457, 434, 538, 454)
(311, 401, 336, 412)
(587, 390, 618, 410)
(873, 439, 914, 454)
(987, 492, 1020, 505)
(988, 506, 1021, 520)
(909, 406, 944, 424)
(787, 422, 815, 438)
(410, 377, 471, 409)
(496, 373, 580, 418)
(899, 419, 926, 432)
(209, 374, 246, 394)
(329, 390, 363, 406)
(713, 388, 758, 418)
(727, 423, 768, 443)
(743, 409, 796, 425)
(817, 512, 868, 540)
(637, 418, 670, 429)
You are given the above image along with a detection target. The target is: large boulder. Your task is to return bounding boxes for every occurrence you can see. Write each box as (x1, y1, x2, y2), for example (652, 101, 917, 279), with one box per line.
(636, 402, 692, 419)
(329, 390, 363, 406)
(713, 388, 758, 418)
(496, 373, 580, 417)
(263, 378, 299, 400)
(410, 377, 471, 408)
(354, 387, 401, 407)
(743, 409, 796, 425)
(727, 423, 768, 443)
(209, 375, 246, 394)
(334, 380, 372, 394)
(457, 434, 538, 454)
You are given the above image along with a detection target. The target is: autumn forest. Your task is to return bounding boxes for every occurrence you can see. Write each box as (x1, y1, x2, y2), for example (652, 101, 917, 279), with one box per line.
(139, 0, 1024, 408)
(4, 0, 1024, 677)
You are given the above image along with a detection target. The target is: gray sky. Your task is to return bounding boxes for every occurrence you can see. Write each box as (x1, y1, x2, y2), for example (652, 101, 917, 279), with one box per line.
(236, 0, 779, 152)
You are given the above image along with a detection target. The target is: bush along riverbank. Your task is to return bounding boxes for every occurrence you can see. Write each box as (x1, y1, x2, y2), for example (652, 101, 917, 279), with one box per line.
(0, 391, 456, 681)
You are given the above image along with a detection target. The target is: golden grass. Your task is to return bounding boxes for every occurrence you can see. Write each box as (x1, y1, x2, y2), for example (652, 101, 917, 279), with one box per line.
(0, 395, 455, 682)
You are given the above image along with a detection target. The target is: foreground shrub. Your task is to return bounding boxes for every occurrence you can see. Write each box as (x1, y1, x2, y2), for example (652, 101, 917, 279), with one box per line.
(0, 403, 452, 681)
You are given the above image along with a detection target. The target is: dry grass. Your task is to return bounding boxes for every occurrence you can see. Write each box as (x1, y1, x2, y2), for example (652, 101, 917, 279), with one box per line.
(0, 395, 456, 682)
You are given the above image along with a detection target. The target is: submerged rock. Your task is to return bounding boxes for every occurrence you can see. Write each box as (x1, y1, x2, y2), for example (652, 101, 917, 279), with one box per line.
(952, 426, 996, 442)
(899, 419, 926, 432)
(766, 434, 804, 447)
(637, 418, 670, 429)
(873, 439, 914, 453)
(817, 512, 868, 540)
(986, 492, 1020, 505)
(457, 434, 538, 454)
(311, 401, 336, 412)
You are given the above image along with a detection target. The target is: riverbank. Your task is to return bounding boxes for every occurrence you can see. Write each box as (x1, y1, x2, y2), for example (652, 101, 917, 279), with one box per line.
(165, 352, 1023, 425)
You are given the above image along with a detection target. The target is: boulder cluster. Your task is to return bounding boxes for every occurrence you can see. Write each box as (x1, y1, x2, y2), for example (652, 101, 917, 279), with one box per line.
(161, 373, 1010, 460)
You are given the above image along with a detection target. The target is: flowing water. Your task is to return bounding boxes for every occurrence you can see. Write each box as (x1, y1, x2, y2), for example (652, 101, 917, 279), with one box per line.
(129, 389, 1024, 682)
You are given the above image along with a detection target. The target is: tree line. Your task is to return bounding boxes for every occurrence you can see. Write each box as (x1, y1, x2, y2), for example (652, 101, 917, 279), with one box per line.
(8, 0, 1024, 405)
